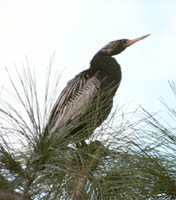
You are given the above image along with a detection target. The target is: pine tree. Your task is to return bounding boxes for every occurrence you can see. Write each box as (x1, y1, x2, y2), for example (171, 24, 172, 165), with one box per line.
(0, 66, 176, 200)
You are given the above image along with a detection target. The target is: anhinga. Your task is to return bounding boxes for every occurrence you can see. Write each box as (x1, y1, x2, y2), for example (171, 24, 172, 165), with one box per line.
(13, 35, 150, 188)
(47, 34, 150, 142)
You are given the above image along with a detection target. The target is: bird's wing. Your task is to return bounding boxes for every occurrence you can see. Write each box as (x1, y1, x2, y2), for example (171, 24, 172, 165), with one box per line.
(47, 71, 101, 134)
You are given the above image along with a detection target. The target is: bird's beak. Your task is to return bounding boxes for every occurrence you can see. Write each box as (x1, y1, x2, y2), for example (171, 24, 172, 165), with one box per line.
(126, 34, 151, 47)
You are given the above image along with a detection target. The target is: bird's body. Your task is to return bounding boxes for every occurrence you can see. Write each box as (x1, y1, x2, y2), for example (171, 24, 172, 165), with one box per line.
(47, 52, 121, 140)
(46, 34, 150, 142)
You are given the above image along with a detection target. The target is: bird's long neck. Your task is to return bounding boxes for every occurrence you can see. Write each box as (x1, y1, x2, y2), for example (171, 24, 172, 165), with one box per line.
(90, 52, 122, 85)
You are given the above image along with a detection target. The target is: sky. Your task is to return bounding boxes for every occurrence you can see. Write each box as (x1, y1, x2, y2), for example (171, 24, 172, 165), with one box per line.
(0, 0, 176, 121)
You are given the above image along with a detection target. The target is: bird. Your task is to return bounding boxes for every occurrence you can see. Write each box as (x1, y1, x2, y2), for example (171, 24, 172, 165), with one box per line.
(12, 34, 150, 189)
(46, 34, 150, 143)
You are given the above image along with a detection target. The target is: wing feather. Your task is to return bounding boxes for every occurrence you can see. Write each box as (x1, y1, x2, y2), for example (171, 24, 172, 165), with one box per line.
(47, 71, 100, 134)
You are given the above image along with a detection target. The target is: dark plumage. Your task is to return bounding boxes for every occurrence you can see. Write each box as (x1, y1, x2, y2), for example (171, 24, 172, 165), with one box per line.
(47, 34, 150, 141)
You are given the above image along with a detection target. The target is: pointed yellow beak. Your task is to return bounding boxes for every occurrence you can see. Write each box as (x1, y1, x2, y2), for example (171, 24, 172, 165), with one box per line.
(126, 34, 151, 47)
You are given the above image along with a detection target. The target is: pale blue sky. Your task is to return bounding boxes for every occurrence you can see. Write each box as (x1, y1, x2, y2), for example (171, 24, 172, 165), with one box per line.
(0, 0, 176, 117)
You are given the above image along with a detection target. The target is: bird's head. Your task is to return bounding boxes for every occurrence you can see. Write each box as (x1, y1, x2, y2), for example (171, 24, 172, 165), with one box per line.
(100, 34, 150, 56)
